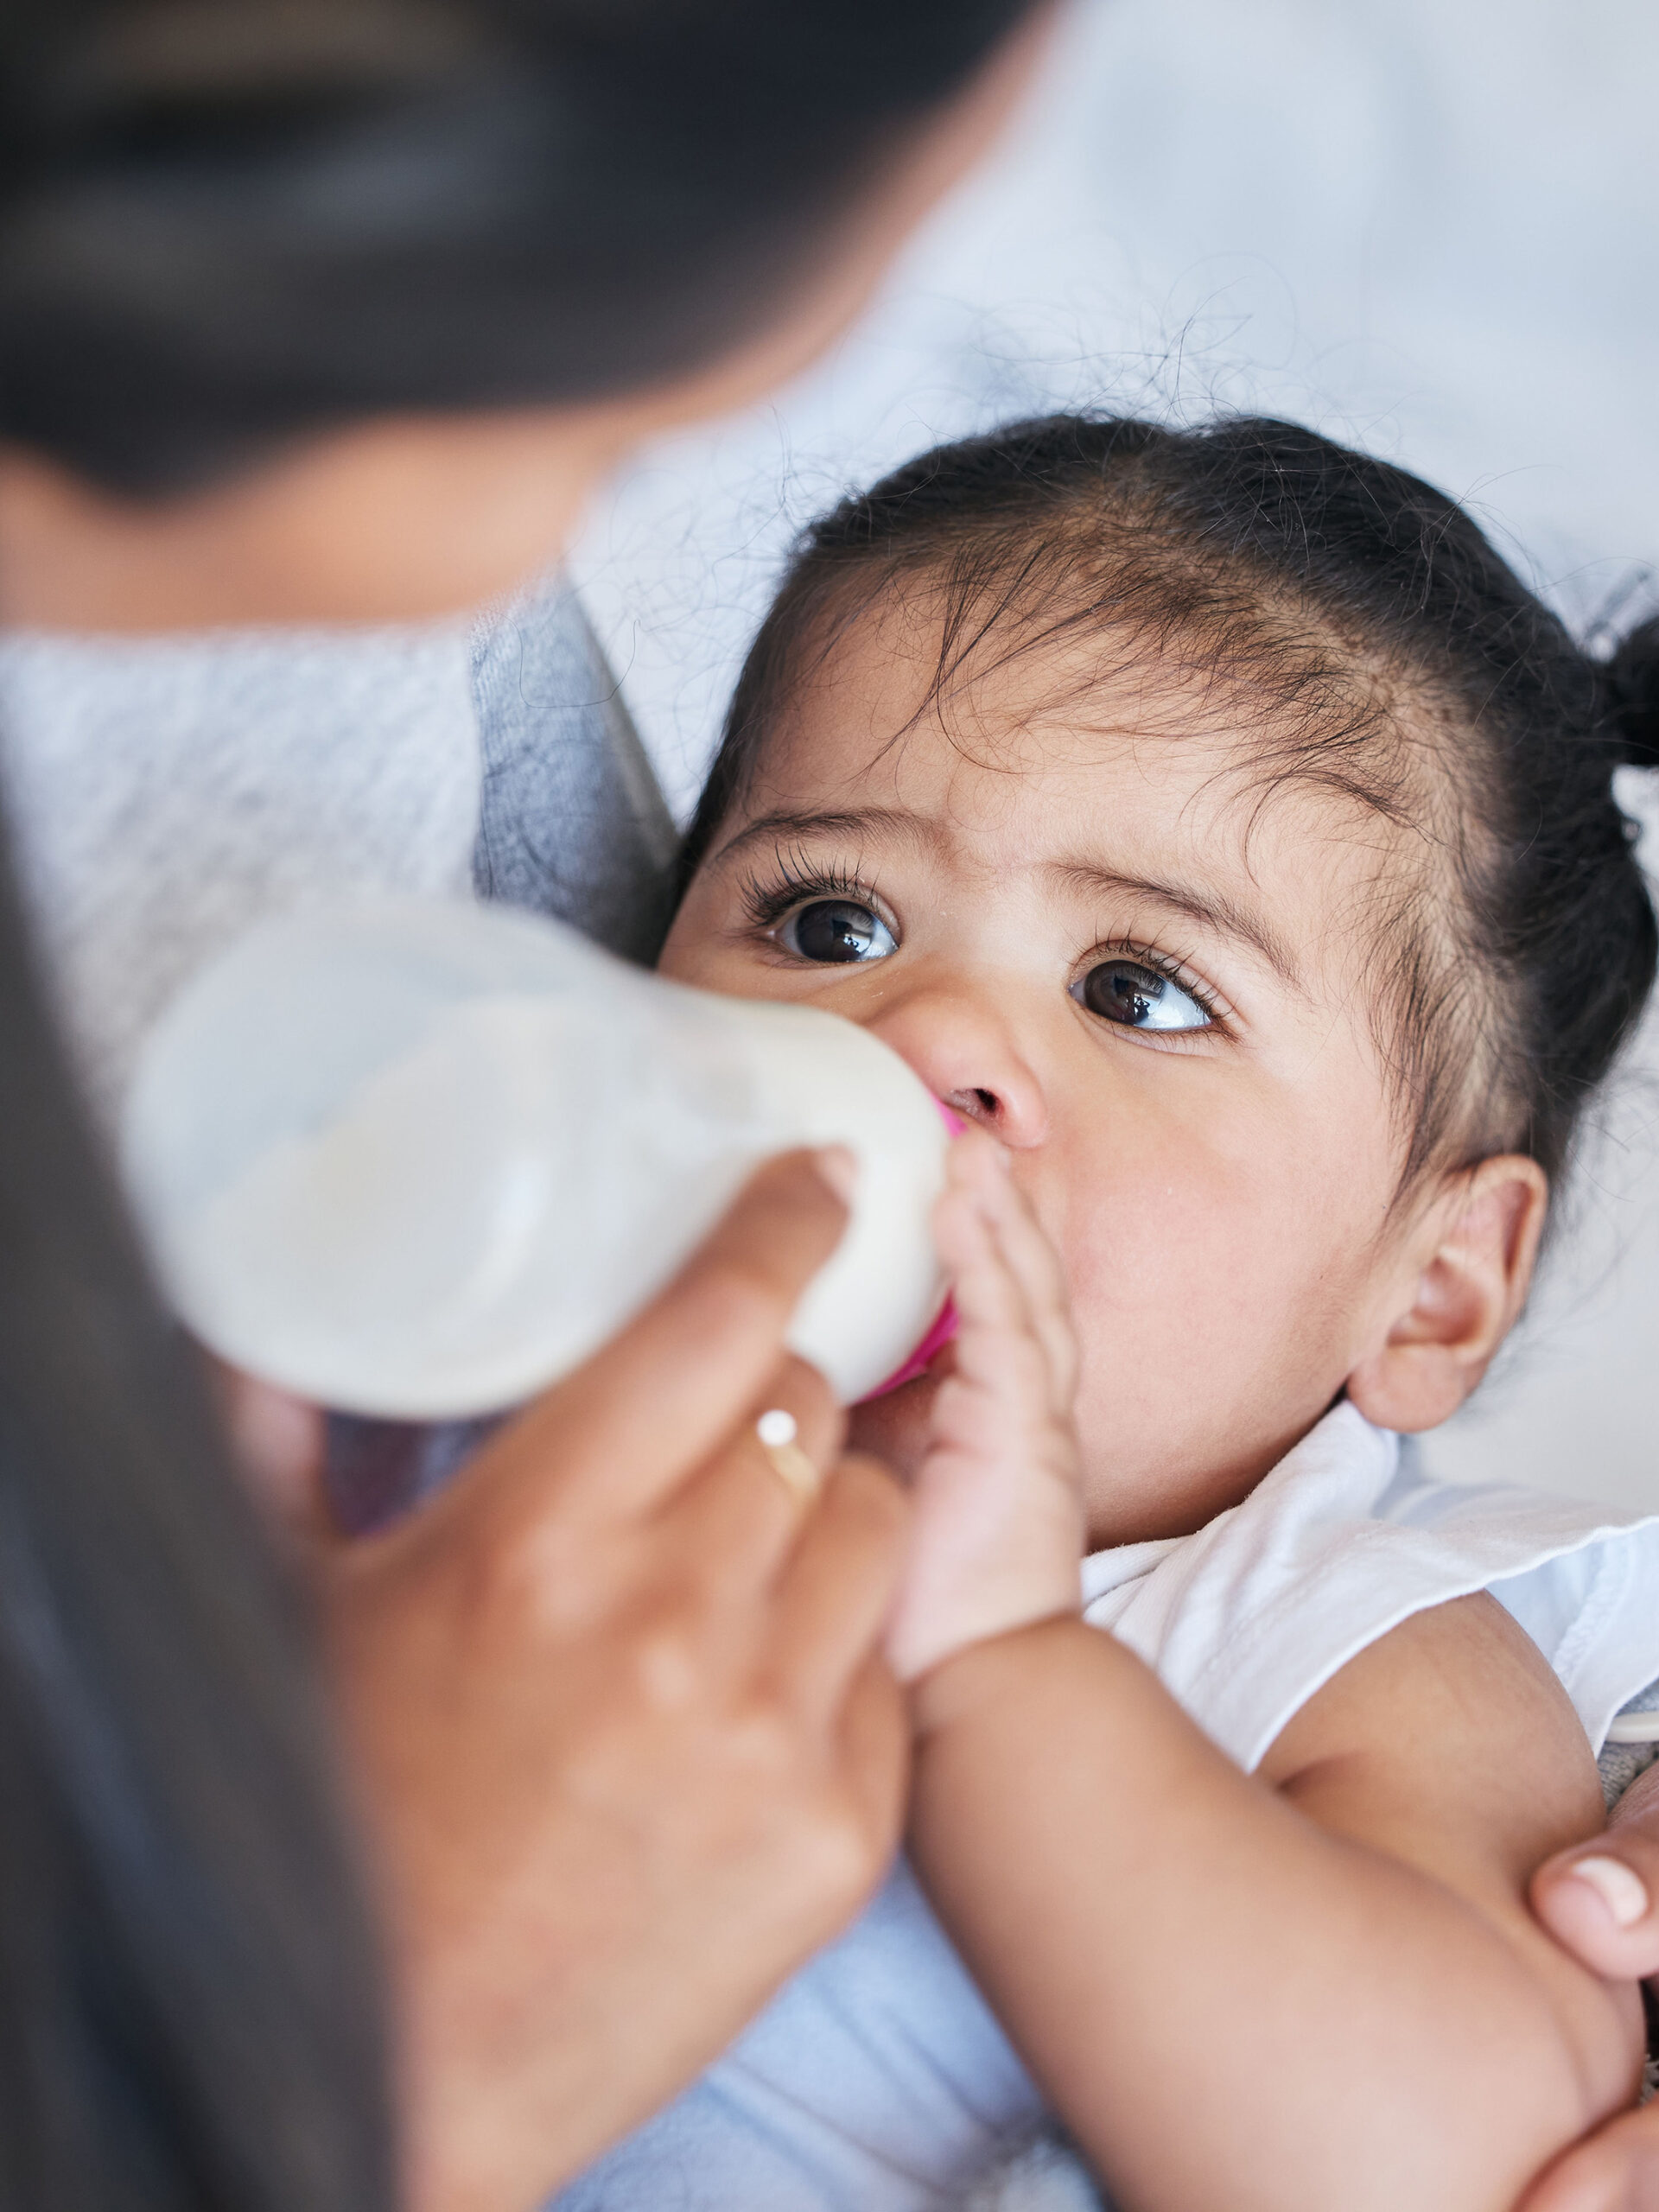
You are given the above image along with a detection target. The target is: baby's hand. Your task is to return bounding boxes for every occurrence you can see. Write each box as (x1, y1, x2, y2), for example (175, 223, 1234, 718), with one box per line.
(886, 1128, 1086, 1684)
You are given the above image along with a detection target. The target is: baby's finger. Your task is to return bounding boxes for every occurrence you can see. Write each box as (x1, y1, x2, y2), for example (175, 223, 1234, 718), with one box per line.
(979, 1184, 1077, 1416)
(948, 1133, 1077, 1413)
(933, 1179, 1036, 1368)
(931, 1190, 1057, 1451)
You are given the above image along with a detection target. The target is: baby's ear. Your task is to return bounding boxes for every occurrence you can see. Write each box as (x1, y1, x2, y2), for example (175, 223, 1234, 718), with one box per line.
(1345, 1156, 1548, 1434)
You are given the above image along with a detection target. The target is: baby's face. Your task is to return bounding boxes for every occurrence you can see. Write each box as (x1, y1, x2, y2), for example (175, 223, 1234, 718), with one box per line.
(664, 595, 1425, 1544)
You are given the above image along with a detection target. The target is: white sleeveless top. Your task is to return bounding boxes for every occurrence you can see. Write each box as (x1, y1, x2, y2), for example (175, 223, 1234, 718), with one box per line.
(553, 1402, 1659, 2212)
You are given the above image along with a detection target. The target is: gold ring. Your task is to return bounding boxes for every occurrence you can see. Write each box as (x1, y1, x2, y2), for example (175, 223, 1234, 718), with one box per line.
(755, 1408, 822, 1509)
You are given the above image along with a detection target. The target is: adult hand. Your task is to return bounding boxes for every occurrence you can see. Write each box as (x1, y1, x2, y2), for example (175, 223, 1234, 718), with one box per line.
(1519, 1762, 1659, 2212)
(316, 1150, 910, 2212)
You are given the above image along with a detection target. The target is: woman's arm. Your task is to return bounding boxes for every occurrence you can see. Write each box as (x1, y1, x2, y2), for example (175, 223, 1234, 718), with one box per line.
(325, 1150, 912, 2212)
(910, 1596, 1640, 2212)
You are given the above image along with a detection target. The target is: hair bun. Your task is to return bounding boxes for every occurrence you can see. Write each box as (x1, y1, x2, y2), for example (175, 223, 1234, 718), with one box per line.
(1606, 615, 1659, 769)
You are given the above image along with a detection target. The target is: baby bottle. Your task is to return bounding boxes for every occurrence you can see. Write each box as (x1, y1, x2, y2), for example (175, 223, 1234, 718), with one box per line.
(119, 899, 950, 1420)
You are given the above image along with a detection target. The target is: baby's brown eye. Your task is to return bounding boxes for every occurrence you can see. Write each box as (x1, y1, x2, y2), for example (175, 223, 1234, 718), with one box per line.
(779, 899, 897, 964)
(1074, 959, 1210, 1032)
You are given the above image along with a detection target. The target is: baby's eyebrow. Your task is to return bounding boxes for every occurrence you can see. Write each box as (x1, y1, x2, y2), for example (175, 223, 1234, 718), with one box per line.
(710, 807, 937, 868)
(1049, 861, 1306, 992)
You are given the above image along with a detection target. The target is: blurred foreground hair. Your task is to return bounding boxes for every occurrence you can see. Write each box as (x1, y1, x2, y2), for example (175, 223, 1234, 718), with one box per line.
(0, 0, 1035, 493)
(0, 4, 1046, 2196)
(0, 830, 395, 2210)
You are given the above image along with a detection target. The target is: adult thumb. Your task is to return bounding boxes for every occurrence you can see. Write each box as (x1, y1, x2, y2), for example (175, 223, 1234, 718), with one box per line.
(1533, 1764, 1659, 1982)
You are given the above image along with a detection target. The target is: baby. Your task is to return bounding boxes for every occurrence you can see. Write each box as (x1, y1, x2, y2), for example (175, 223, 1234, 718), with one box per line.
(558, 414, 1659, 2212)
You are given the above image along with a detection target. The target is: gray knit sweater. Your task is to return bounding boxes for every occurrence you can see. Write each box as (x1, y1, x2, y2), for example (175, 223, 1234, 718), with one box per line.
(0, 570, 677, 1122)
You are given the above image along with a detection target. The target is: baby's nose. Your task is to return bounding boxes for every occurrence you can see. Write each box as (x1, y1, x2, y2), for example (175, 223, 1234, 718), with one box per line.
(864, 986, 1047, 1150)
(938, 1079, 1040, 1147)
(944, 1084, 999, 1125)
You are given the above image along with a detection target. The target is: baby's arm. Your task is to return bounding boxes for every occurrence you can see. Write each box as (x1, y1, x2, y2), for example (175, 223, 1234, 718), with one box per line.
(900, 1136, 1643, 2212)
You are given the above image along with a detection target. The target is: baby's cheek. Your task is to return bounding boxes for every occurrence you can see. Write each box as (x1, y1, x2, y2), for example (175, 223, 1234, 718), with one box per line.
(656, 918, 737, 991)
(1053, 1135, 1373, 1547)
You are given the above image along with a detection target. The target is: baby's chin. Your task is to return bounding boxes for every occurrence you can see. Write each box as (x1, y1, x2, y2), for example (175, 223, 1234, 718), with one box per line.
(847, 1352, 950, 1483)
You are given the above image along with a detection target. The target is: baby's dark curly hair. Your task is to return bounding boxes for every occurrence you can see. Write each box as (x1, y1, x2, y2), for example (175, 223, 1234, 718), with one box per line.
(683, 414, 1659, 1192)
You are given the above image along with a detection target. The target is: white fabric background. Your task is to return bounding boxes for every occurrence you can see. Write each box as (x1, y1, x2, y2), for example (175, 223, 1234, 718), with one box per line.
(570, 0, 1659, 1510)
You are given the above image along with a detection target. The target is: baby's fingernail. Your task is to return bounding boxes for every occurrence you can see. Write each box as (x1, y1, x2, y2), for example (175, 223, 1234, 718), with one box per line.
(1566, 1853, 1649, 1928)
(813, 1144, 859, 1207)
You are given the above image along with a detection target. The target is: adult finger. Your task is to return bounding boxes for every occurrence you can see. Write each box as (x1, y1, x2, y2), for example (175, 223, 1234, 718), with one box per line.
(1532, 1762, 1659, 1981)
(483, 1146, 854, 1522)
(659, 1354, 846, 1593)
(835, 1648, 911, 1852)
(766, 1452, 911, 1719)
(1513, 2101, 1659, 2212)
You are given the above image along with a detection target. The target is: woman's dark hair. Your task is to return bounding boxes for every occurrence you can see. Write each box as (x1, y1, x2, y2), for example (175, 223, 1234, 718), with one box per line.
(685, 414, 1659, 1189)
(0, 831, 393, 2194)
(0, 5, 1044, 2191)
(0, 0, 1035, 493)
(0, 832, 394, 2208)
